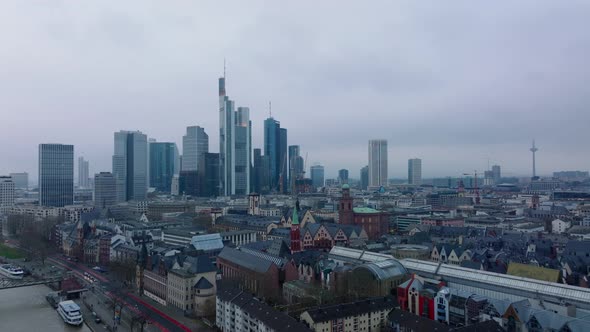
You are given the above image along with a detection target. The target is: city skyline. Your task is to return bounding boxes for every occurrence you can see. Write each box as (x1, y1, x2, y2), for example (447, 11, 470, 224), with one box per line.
(2, 1, 590, 179)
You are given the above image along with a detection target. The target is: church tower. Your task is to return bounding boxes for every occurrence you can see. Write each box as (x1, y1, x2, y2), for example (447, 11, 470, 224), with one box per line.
(338, 184, 354, 224)
(290, 200, 301, 253)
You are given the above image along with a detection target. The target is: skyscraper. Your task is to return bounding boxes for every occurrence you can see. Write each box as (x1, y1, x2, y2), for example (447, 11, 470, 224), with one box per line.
(360, 166, 369, 190)
(368, 139, 388, 187)
(235, 107, 252, 195)
(253, 148, 263, 193)
(149, 142, 178, 192)
(288, 145, 300, 176)
(310, 164, 325, 189)
(9, 172, 28, 190)
(264, 117, 279, 190)
(182, 126, 208, 171)
(112, 131, 148, 202)
(492, 165, 501, 182)
(94, 172, 116, 208)
(198, 152, 220, 197)
(78, 157, 89, 188)
(264, 117, 288, 192)
(219, 75, 251, 196)
(0, 176, 15, 214)
(39, 144, 74, 207)
(338, 169, 349, 184)
(408, 158, 422, 185)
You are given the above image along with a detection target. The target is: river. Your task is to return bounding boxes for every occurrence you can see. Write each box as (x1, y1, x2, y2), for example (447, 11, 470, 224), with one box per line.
(0, 284, 92, 332)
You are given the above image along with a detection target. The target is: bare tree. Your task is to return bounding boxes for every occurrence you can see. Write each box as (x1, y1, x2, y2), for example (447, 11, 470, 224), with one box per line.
(18, 216, 60, 265)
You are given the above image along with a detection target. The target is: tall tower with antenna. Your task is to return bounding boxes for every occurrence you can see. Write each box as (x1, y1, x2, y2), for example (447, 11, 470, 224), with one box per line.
(530, 140, 538, 178)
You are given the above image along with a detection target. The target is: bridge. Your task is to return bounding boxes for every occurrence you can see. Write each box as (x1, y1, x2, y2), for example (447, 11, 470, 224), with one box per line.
(0, 276, 63, 290)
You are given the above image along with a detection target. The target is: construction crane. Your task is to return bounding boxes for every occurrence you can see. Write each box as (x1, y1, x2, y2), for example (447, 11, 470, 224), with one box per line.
(463, 171, 480, 204)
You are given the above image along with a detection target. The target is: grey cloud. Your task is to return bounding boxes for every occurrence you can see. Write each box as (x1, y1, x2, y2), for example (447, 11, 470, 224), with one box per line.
(1, 0, 589, 180)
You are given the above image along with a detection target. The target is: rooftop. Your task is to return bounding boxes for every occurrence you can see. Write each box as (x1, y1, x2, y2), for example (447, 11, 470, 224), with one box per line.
(353, 207, 381, 214)
(217, 287, 311, 332)
(401, 259, 590, 309)
(303, 296, 396, 323)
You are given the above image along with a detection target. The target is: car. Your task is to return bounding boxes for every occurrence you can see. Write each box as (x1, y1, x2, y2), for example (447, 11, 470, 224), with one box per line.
(94, 317, 101, 324)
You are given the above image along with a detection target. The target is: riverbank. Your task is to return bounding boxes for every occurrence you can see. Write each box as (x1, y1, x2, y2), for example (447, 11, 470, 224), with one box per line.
(0, 284, 92, 332)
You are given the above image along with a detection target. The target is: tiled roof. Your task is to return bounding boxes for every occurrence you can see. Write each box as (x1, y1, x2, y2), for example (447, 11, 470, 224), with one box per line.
(217, 247, 273, 273)
(193, 276, 213, 289)
(217, 286, 311, 332)
(304, 296, 396, 323)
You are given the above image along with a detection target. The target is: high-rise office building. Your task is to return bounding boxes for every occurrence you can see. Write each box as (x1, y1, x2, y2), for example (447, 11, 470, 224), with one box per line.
(310, 165, 325, 189)
(182, 126, 208, 171)
(253, 148, 263, 193)
(263, 117, 288, 193)
(288, 145, 304, 193)
(219, 76, 251, 196)
(94, 172, 116, 208)
(235, 107, 252, 195)
(39, 144, 74, 207)
(0, 176, 15, 214)
(338, 169, 349, 184)
(112, 131, 148, 202)
(198, 152, 220, 197)
(9, 172, 28, 190)
(264, 117, 279, 189)
(368, 139, 388, 187)
(408, 158, 422, 185)
(492, 165, 501, 182)
(288, 145, 300, 177)
(78, 157, 90, 188)
(149, 142, 178, 192)
(179, 171, 199, 196)
(360, 166, 369, 190)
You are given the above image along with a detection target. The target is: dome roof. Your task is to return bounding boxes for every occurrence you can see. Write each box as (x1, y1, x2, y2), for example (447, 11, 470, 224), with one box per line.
(342, 184, 350, 189)
(353, 259, 408, 280)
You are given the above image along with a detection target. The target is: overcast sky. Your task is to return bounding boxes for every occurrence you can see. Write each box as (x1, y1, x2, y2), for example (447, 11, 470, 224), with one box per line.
(1, 1, 590, 181)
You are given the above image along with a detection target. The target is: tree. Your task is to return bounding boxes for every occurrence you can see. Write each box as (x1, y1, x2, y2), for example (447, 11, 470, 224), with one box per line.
(18, 215, 60, 265)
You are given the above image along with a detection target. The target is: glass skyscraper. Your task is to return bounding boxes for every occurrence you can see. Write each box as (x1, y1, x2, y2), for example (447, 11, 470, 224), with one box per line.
(39, 143, 74, 207)
(112, 131, 148, 202)
(149, 142, 178, 192)
(310, 164, 325, 189)
(360, 165, 369, 190)
(219, 76, 251, 196)
(264, 117, 288, 193)
(182, 126, 208, 171)
(94, 172, 116, 208)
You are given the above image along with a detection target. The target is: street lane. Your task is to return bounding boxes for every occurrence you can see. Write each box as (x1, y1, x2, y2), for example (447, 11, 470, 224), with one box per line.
(48, 255, 191, 332)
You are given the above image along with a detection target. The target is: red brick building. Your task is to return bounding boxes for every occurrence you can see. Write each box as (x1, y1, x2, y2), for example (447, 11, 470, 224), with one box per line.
(338, 185, 389, 239)
(217, 247, 298, 302)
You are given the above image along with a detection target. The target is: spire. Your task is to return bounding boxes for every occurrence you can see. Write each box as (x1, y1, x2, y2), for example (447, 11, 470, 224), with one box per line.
(292, 204, 299, 225)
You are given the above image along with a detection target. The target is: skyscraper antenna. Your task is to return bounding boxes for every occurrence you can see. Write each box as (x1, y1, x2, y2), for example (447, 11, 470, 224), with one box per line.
(269, 101, 272, 118)
(223, 58, 226, 78)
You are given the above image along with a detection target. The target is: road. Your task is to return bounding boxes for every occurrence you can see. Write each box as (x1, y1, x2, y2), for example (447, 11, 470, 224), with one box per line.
(48, 256, 192, 332)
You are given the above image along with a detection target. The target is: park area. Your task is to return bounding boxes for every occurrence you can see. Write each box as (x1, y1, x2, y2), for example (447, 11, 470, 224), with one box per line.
(0, 242, 25, 259)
